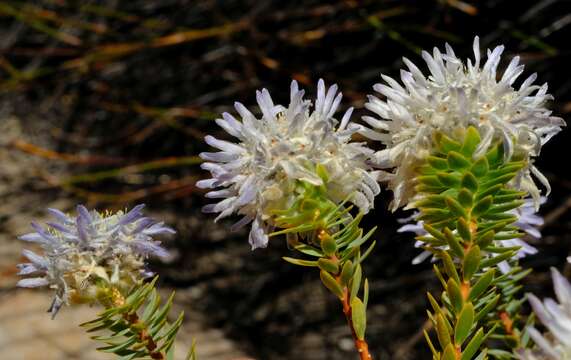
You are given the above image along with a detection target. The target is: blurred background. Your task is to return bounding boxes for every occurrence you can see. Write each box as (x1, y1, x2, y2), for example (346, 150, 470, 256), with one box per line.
(0, 0, 570, 359)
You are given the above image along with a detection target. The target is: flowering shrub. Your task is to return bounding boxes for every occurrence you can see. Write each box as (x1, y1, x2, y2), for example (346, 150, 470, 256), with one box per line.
(16, 36, 567, 360)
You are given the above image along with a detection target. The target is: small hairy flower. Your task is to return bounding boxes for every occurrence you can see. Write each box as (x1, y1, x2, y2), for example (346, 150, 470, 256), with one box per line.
(398, 198, 542, 271)
(17, 204, 174, 316)
(517, 268, 571, 360)
(361, 36, 565, 210)
(198, 79, 380, 249)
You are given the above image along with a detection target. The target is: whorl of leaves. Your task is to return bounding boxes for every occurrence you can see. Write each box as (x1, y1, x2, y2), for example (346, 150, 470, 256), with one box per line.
(81, 278, 195, 360)
(415, 127, 532, 359)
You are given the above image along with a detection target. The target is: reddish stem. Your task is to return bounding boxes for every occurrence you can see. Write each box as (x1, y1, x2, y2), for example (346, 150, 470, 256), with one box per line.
(341, 288, 373, 360)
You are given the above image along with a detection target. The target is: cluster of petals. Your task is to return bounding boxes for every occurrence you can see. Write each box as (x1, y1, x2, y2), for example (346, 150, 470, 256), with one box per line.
(17, 204, 173, 316)
(518, 268, 571, 360)
(197, 80, 380, 249)
(359, 36, 565, 210)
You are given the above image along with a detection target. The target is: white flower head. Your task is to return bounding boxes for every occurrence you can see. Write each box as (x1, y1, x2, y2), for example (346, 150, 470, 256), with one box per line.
(361, 36, 565, 210)
(518, 268, 571, 360)
(198, 79, 380, 250)
(399, 197, 543, 272)
(17, 204, 174, 317)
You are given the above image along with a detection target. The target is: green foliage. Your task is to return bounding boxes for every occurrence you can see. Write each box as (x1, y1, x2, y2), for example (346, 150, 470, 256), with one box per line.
(415, 127, 530, 359)
(271, 169, 375, 346)
(82, 278, 195, 360)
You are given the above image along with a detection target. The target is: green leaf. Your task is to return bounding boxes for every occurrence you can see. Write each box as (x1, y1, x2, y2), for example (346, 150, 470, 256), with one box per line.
(461, 172, 479, 193)
(437, 173, 461, 188)
(454, 303, 475, 345)
(445, 196, 468, 218)
(320, 232, 337, 256)
(463, 246, 481, 281)
(472, 196, 492, 217)
(350, 264, 362, 303)
(448, 151, 471, 170)
(460, 127, 481, 156)
(479, 251, 517, 268)
(447, 278, 464, 314)
(347, 226, 377, 250)
(443, 227, 465, 259)
(460, 327, 484, 360)
(320, 270, 344, 299)
(469, 269, 495, 301)
(441, 251, 460, 284)
(475, 295, 500, 322)
(435, 132, 462, 153)
(457, 217, 472, 242)
(424, 224, 447, 243)
(418, 175, 444, 187)
(351, 297, 367, 340)
(458, 189, 474, 208)
(318, 258, 339, 274)
(282, 257, 318, 267)
(316, 163, 329, 182)
(470, 158, 489, 177)
(340, 260, 354, 286)
(428, 156, 449, 170)
(293, 244, 323, 257)
(436, 313, 452, 349)
(475, 230, 495, 248)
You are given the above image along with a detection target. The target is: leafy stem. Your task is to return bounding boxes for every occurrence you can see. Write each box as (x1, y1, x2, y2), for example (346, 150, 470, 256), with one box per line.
(81, 277, 193, 360)
(273, 178, 376, 360)
(415, 126, 531, 359)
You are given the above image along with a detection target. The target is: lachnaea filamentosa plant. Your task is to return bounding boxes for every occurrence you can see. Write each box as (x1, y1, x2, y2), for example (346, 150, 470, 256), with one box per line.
(198, 79, 381, 359)
(17, 204, 196, 360)
(359, 36, 564, 358)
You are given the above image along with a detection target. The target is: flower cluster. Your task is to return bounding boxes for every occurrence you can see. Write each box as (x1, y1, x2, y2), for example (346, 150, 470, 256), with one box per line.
(17, 204, 174, 316)
(197, 79, 380, 249)
(518, 268, 571, 360)
(360, 36, 565, 210)
(398, 198, 543, 273)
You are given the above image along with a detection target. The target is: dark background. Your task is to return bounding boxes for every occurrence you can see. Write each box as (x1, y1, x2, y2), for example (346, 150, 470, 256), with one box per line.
(0, 1, 570, 359)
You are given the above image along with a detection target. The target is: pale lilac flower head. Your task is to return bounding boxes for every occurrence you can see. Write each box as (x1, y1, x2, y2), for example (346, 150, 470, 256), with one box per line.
(361, 36, 565, 210)
(197, 79, 380, 249)
(399, 198, 542, 272)
(17, 204, 174, 316)
(517, 268, 571, 360)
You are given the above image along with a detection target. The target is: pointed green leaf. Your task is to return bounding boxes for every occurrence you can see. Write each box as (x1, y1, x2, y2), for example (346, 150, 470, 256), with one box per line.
(463, 246, 481, 281)
(443, 227, 465, 259)
(282, 257, 319, 267)
(320, 270, 344, 299)
(469, 269, 495, 301)
(445, 196, 468, 218)
(351, 296, 367, 340)
(454, 303, 475, 345)
(457, 217, 472, 242)
(448, 151, 471, 170)
(470, 158, 489, 177)
(461, 172, 479, 192)
(436, 313, 452, 349)
(340, 260, 354, 286)
(461, 327, 484, 360)
(458, 189, 474, 208)
(472, 196, 492, 217)
(447, 278, 464, 314)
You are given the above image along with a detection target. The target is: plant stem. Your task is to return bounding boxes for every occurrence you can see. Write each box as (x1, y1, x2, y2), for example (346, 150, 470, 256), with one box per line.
(341, 287, 373, 360)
